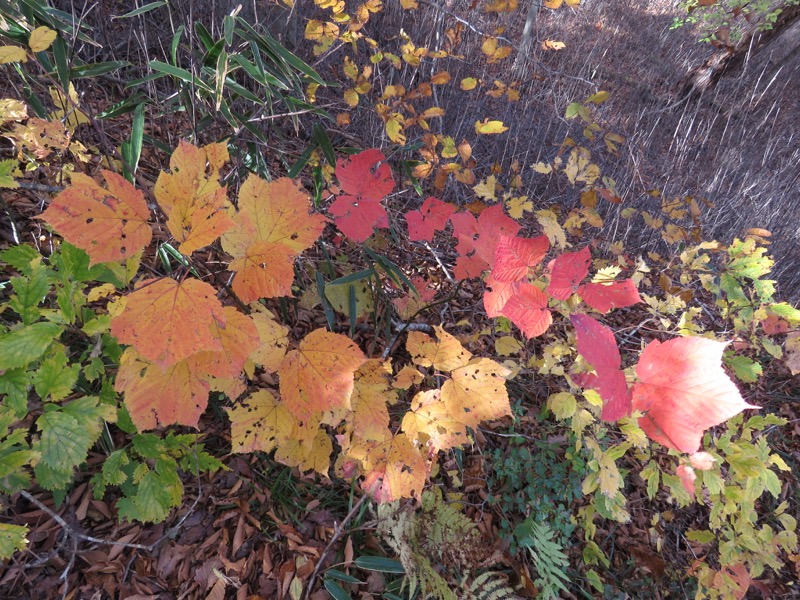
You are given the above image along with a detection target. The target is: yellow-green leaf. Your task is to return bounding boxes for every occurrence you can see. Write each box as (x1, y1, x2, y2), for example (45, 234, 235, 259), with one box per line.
(474, 119, 508, 134)
(28, 26, 57, 53)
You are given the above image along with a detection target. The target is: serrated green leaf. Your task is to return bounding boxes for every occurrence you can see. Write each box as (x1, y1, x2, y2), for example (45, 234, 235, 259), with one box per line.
(33, 349, 80, 401)
(63, 396, 116, 441)
(34, 461, 74, 491)
(8, 263, 51, 324)
(132, 433, 164, 459)
(640, 460, 660, 499)
(685, 529, 715, 544)
(116, 469, 175, 523)
(723, 353, 762, 384)
(0, 369, 31, 417)
(0, 322, 63, 370)
(101, 449, 130, 486)
(0, 158, 21, 189)
(36, 410, 91, 472)
(547, 392, 576, 420)
(0, 245, 41, 274)
(0, 523, 28, 559)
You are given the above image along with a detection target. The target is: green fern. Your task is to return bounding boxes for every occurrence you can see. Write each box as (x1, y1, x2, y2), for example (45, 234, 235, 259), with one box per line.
(514, 517, 570, 599)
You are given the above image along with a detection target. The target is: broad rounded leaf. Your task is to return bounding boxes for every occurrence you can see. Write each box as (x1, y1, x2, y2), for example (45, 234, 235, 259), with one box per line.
(335, 148, 395, 202)
(115, 348, 210, 430)
(483, 275, 520, 317)
(632, 337, 758, 453)
(492, 234, 549, 282)
(228, 241, 297, 302)
(402, 389, 469, 452)
(474, 205, 521, 267)
(329, 194, 388, 242)
(110, 278, 226, 367)
(39, 170, 152, 265)
(501, 283, 552, 338)
(442, 357, 511, 428)
(359, 433, 427, 502)
(548, 246, 591, 300)
(579, 279, 641, 313)
(227, 390, 294, 453)
(278, 329, 367, 422)
(405, 197, 455, 242)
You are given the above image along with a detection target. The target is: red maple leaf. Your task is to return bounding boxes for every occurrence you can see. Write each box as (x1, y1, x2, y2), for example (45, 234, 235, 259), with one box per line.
(336, 148, 395, 201)
(329, 149, 395, 242)
(579, 279, 642, 313)
(492, 235, 549, 282)
(405, 197, 455, 242)
(501, 283, 552, 338)
(631, 337, 758, 453)
(548, 246, 591, 300)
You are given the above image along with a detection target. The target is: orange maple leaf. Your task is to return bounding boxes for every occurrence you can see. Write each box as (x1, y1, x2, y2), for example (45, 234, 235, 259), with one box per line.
(110, 278, 226, 367)
(154, 140, 234, 255)
(278, 328, 366, 422)
(222, 176, 327, 302)
(39, 170, 152, 265)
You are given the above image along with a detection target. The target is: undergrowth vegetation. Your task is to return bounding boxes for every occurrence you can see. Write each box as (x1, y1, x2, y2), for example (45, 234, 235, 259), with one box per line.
(0, 1, 798, 599)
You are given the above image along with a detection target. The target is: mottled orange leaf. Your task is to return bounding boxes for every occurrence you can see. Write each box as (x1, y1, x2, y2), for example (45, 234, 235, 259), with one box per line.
(115, 348, 210, 430)
(356, 433, 427, 501)
(227, 389, 294, 453)
(222, 176, 327, 302)
(154, 141, 234, 255)
(350, 360, 394, 442)
(407, 326, 472, 372)
(402, 389, 469, 452)
(278, 329, 366, 422)
(442, 358, 511, 428)
(110, 278, 226, 367)
(189, 306, 259, 379)
(248, 309, 290, 372)
(39, 170, 152, 265)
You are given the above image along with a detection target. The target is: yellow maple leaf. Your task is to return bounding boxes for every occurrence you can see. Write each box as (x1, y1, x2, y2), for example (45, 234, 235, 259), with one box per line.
(535, 209, 568, 250)
(473, 175, 498, 201)
(474, 119, 509, 134)
(505, 195, 533, 219)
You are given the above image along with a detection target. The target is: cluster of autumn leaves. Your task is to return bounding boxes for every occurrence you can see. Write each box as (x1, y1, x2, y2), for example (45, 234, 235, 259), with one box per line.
(38, 142, 756, 501)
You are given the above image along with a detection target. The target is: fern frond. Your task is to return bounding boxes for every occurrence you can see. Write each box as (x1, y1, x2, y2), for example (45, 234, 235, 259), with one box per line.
(514, 517, 570, 599)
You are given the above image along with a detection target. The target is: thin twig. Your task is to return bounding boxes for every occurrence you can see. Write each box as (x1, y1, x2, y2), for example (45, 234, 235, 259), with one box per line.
(300, 492, 371, 600)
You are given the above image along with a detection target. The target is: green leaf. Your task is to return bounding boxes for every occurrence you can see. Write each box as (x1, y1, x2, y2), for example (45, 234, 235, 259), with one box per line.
(0, 369, 30, 417)
(0, 158, 21, 188)
(121, 103, 145, 183)
(354, 556, 405, 573)
(36, 409, 92, 473)
(34, 461, 74, 491)
(101, 449, 130, 486)
(8, 264, 51, 324)
(114, 1, 167, 18)
(69, 60, 131, 78)
(0, 322, 63, 370)
(116, 468, 176, 523)
(0, 244, 41, 275)
(132, 433, 165, 459)
(324, 579, 354, 600)
(33, 349, 80, 401)
(148, 60, 213, 93)
(640, 460, 660, 500)
(63, 396, 115, 441)
(724, 352, 763, 383)
(325, 569, 362, 584)
(0, 523, 28, 559)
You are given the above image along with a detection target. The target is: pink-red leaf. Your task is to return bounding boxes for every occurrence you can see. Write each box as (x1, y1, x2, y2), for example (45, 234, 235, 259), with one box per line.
(405, 197, 455, 242)
(474, 204, 521, 266)
(492, 234, 549, 282)
(483, 275, 520, 317)
(329, 194, 388, 242)
(548, 246, 591, 300)
(501, 283, 552, 338)
(632, 337, 758, 453)
(579, 278, 642, 313)
(336, 148, 395, 202)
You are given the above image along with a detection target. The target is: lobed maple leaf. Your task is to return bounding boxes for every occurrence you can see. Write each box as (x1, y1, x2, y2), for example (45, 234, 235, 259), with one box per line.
(227, 389, 293, 454)
(500, 283, 552, 338)
(405, 197, 455, 242)
(402, 389, 469, 453)
(39, 170, 152, 265)
(351, 432, 428, 502)
(329, 148, 395, 242)
(110, 278, 226, 367)
(570, 314, 631, 421)
(407, 326, 472, 372)
(631, 337, 758, 453)
(579, 279, 642, 313)
(442, 357, 512, 428)
(349, 359, 395, 442)
(278, 328, 367, 422)
(222, 176, 327, 303)
(154, 140, 234, 255)
(548, 246, 591, 300)
(491, 234, 549, 282)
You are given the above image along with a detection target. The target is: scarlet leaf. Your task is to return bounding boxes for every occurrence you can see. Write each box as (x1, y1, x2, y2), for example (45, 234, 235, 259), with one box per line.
(473, 205, 521, 266)
(39, 170, 152, 265)
(676, 465, 697, 497)
(335, 148, 395, 202)
(632, 337, 758, 453)
(453, 252, 487, 280)
(548, 246, 591, 300)
(483, 275, 520, 317)
(115, 348, 210, 430)
(278, 329, 367, 422)
(222, 176, 327, 302)
(501, 283, 552, 338)
(492, 234, 549, 282)
(448, 211, 478, 256)
(405, 197, 455, 242)
(111, 278, 226, 367)
(328, 194, 388, 242)
(579, 279, 642, 313)
(570, 314, 620, 369)
(154, 141, 233, 255)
